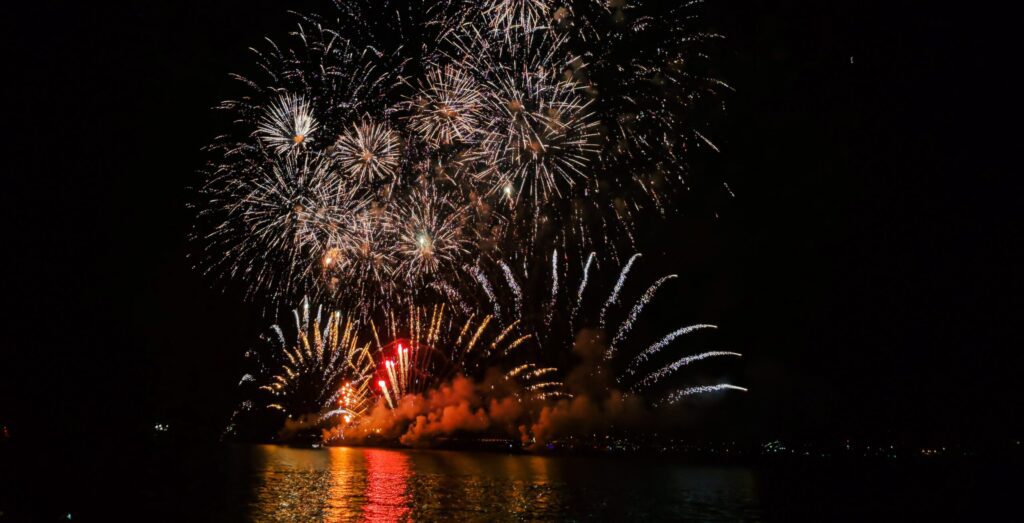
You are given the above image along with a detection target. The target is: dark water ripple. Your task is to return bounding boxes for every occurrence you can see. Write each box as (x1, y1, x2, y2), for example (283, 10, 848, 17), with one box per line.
(3, 443, 1014, 521)
(234, 446, 762, 521)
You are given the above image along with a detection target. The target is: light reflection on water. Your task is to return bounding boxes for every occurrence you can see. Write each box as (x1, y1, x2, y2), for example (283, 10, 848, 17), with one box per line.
(241, 445, 761, 521)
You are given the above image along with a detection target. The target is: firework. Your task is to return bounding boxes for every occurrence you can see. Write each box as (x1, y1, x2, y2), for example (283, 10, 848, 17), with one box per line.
(216, 19, 407, 148)
(256, 94, 319, 155)
(555, 0, 732, 219)
(325, 208, 400, 305)
(366, 303, 551, 401)
(204, 1, 741, 439)
(197, 0, 728, 303)
(483, 0, 552, 36)
(395, 186, 473, 282)
(661, 384, 749, 405)
(230, 295, 563, 438)
(407, 65, 486, 147)
(198, 153, 364, 302)
(464, 31, 599, 203)
(463, 251, 745, 405)
(332, 117, 401, 184)
(239, 298, 376, 428)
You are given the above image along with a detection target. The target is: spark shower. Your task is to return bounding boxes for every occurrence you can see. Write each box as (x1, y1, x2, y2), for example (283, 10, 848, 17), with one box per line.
(197, 0, 744, 446)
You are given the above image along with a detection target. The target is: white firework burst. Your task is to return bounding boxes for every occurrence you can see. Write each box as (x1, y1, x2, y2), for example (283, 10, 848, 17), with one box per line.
(466, 34, 599, 203)
(256, 93, 319, 155)
(407, 64, 485, 147)
(483, 0, 553, 36)
(329, 208, 400, 304)
(396, 187, 472, 281)
(202, 154, 363, 302)
(481, 72, 597, 200)
(332, 117, 401, 184)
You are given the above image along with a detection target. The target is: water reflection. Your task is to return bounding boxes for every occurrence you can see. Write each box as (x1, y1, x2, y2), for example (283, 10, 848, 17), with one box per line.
(325, 447, 367, 521)
(362, 450, 411, 522)
(243, 446, 761, 521)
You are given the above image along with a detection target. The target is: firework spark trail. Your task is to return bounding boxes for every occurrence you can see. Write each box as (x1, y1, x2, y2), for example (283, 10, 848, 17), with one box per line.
(318, 408, 359, 424)
(544, 249, 559, 327)
(625, 324, 719, 374)
(386, 359, 401, 399)
(378, 379, 395, 408)
(507, 363, 535, 378)
(472, 265, 502, 321)
(398, 344, 409, 391)
(599, 253, 641, 328)
(661, 384, 748, 405)
(498, 260, 523, 317)
(523, 366, 557, 380)
(633, 351, 743, 389)
(607, 274, 678, 359)
(572, 251, 596, 319)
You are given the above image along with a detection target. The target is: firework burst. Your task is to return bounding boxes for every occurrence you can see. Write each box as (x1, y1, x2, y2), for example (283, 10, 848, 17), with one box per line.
(324, 208, 400, 306)
(240, 298, 376, 430)
(477, 64, 598, 202)
(197, 0, 728, 303)
(459, 31, 599, 203)
(407, 65, 486, 148)
(198, 153, 364, 302)
(483, 0, 553, 36)
(395, 187, 473, 282)
(256, 93, 319, 155)
(332, 117, 401, 184)
(556, 0, 732, 216)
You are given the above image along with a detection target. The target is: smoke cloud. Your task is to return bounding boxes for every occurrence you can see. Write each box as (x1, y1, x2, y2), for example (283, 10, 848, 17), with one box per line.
(323, 330, 653, 449)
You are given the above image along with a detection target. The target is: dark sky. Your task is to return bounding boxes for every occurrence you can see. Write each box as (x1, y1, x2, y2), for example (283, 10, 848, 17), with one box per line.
(2, 1, 1019, 447)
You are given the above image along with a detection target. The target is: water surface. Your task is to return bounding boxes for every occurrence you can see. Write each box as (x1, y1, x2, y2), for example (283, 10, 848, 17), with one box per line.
(2, 443, 1012, 521)
(237, 446, 761, 521)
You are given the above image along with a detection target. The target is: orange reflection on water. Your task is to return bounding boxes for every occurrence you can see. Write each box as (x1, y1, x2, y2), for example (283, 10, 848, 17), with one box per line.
(324, 447, 366, 521)
(362, 449, 412, 522)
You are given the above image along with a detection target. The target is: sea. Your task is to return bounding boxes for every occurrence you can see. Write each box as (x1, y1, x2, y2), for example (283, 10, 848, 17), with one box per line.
(0, 443, 1014, 521)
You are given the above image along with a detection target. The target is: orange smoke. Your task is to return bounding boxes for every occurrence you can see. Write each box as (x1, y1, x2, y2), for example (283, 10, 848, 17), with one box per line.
(323, 329, 652, 449)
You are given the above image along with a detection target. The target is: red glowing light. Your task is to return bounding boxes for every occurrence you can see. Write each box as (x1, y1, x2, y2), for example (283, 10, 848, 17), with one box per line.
(363, 450, 411, 521)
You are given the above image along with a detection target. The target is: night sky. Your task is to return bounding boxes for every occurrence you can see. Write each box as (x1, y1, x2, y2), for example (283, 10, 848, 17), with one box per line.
(2, 1, 1019, 448)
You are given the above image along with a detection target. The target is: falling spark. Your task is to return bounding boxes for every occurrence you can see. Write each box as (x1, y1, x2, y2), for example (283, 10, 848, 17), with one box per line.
(662, 384, 748, 405)
(599, 253, 641, 327)
(607, 274, 678, 358)
(634, 351, 743, 389)
(626, 324, 719, 372)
